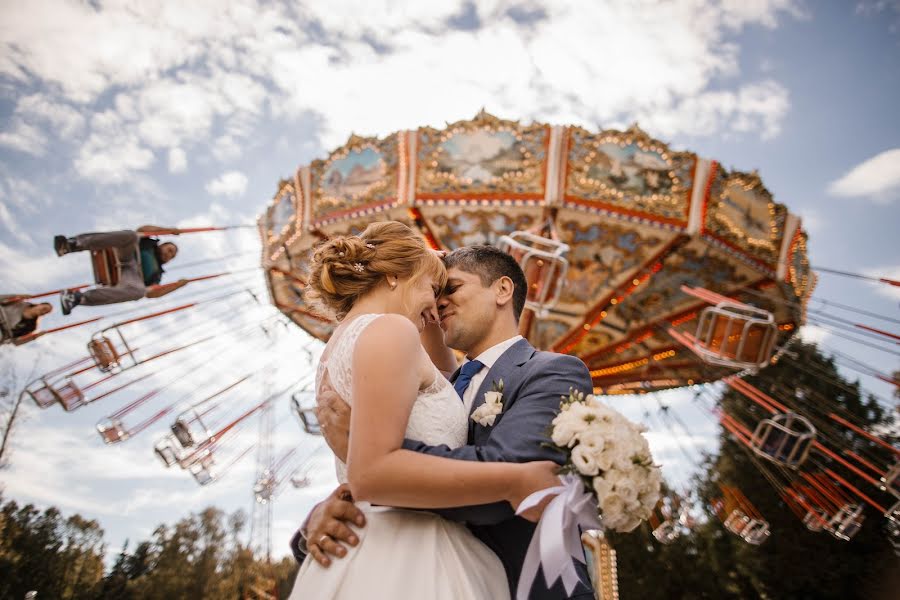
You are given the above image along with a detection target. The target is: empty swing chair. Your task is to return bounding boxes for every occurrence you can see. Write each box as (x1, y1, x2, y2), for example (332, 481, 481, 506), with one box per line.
(496, 225, 570, 317)
(715, 485, 770, 545)
(291, 388, 320, 436)
(667, 285, 777, 371)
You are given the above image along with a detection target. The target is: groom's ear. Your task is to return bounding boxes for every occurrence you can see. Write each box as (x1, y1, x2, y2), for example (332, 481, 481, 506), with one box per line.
(493, 275, 515, 309)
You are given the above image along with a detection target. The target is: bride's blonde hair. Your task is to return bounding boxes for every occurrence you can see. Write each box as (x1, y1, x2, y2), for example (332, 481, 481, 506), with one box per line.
(307, 221, 447, 320)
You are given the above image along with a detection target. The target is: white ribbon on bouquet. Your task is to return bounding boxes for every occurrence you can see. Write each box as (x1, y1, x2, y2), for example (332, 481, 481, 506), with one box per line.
(514, 474, 602, 600)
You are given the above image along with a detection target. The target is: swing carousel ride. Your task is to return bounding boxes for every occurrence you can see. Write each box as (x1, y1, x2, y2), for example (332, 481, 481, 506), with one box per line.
(5, 112, 899, 569)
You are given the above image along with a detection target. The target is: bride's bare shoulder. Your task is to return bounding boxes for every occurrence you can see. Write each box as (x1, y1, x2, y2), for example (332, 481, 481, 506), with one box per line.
(354, 314, 419, 360)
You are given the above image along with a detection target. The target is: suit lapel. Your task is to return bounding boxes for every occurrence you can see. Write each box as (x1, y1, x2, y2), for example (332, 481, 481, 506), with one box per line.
(467, 338, 536, 438)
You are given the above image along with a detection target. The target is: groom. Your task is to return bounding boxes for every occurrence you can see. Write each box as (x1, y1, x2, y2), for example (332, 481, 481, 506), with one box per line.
(293, 245, 595, 600)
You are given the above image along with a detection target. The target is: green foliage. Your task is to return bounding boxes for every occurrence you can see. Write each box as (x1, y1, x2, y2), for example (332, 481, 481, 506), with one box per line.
(0, 497, 298, 600)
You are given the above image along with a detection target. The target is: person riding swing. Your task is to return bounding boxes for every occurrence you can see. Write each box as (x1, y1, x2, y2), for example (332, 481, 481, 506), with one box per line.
(54, 225, 188, 314)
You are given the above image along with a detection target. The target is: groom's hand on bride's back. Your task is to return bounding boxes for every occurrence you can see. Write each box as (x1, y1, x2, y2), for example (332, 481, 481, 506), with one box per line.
(316, 385, 351, 462)
(306, 484, 366, 567)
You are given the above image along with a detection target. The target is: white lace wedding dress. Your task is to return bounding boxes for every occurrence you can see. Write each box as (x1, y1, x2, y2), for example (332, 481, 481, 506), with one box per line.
(288, 314, 510, 600)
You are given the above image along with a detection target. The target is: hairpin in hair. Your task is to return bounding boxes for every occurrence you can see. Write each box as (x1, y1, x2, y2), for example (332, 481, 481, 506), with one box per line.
(366, 243, 375, 249)
(339, 251, 345, 257)
(352, 263, 365, 272)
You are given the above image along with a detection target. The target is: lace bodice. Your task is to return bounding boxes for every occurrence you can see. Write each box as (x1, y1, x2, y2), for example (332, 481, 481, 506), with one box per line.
(317, 314, 467, 483)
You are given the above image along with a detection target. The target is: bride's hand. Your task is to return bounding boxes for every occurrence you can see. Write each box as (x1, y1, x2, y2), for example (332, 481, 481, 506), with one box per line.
(509, 461, 561, 522)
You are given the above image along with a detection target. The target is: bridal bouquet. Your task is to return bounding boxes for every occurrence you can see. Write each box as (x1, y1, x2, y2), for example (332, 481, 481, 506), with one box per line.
(515, 389, 660, 600)
(550, 388, 661, 532)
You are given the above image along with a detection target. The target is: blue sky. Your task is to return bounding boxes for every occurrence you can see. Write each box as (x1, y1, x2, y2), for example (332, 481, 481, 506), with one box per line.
(1, 0, 898, 562)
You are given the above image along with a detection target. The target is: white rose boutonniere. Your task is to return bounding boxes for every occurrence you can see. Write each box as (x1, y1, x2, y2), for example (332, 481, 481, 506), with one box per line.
(471, 379, 504, 427)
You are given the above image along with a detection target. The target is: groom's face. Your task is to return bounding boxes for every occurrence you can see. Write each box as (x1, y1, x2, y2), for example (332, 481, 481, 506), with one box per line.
(437, 267, 495, 354)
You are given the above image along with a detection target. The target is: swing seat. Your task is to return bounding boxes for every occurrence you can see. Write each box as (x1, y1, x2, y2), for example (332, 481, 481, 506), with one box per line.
(154, 436, 182, 467)
(750, 412, 815, 467)
(802, 508, 830, 532)
(171, 418, 197, 447)
(291, 474, 311, 488)
(829, 504, 864, 541)
(741, 519, 770, 545)
(91, 248, 122, 286)
(497, 231, 569, 316)
(291, 391, 321, 435)
(96, 419, 129, 444)
(189, 455, 216, 486)
(723, 509, 750, 535)
(88, 336, 122, 372)
(26, 379, 59, 409)
(880, 461, 899, 494)
(651, 519, 680, 544)
(53, 380, 86, 411)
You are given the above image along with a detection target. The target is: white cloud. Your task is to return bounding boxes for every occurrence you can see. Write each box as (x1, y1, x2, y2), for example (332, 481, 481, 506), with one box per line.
(168, 147, 188, 173)
(206, 170, 248, 197)
(74, 132, 155, 184)
(799, 324, 831, 345)
(0, 241, 76, 290)
(0, 0, 803, 184)
(17, 94, 86, 137)
(0, 121, 47, 155)
(828, 148, 900, 203)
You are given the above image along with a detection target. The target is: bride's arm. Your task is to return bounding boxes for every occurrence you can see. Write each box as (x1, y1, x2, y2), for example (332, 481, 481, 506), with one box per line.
(419, 314, 457, 377)
(347, 314, 552, 509)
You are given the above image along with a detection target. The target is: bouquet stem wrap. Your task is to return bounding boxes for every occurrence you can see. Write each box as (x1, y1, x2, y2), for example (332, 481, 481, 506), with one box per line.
(515, 474, 602, 600)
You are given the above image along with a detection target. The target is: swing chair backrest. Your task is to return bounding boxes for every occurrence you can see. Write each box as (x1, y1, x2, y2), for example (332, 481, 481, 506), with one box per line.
(829, 504, 864, 541)
(651, 519, 680, 544)
(171, 410, 213, 449)
(693, 301, 776, 370)
(189, 454, 216, 486)
(750, 412, 816, 467)
(26, 378, 60, 408)
(741, 519, 770, 545)
(91, 248, 123, 286)
(496, 231, 570, 317)
(52, 379, 86, 411)
(96, 419, 128, 444)
(88, 336, 122, 373)
(154, 436, 182, 467)
(291, 391, 321, 436)
(723, 508, 750, 534)
(881, 461, 900, 493)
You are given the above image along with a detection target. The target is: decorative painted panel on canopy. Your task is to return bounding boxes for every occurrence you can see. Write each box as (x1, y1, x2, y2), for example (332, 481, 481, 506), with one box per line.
(703, 169, 788, 272)
(415, 112, 548, 200)
(264, 179, 299, 247)
(563, 125, 696, 227)
(309, 134, 403, 226)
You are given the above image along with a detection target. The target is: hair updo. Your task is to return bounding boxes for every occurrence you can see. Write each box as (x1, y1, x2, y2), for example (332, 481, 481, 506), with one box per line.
(306, 221, 446, 320)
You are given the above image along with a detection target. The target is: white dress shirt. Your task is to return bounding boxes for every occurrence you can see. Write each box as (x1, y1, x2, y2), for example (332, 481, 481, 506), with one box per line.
(461, 335, 524, 412)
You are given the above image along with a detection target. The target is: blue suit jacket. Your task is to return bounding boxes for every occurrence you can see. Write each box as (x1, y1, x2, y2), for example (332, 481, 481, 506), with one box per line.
(402, 338, 595, 600)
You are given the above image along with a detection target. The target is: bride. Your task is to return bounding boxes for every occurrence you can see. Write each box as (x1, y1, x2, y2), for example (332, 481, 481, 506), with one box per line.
(288, 221, 558, 600)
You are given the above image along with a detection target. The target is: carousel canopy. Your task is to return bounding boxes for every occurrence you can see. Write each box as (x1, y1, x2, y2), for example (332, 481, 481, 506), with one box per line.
(258, 111, 813, 393)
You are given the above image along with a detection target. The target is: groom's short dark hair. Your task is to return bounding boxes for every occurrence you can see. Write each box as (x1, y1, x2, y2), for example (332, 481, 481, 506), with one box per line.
(444, 245, 528, 321)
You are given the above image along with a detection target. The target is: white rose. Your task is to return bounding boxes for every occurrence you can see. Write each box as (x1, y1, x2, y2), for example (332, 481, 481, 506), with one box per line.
(577, 429, 606, 458)
(613, 477, 638, 504)
(593, 475, 613, 500)
(601, 492, 625, 515)
(471, 400, 502, 427)
(551, 411, 587, 447)
(571, 444, 600, 476)
(483, 391, 503, 405)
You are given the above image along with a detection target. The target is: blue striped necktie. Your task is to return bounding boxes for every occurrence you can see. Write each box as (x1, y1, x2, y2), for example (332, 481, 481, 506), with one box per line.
(453, 359, 484, 401)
